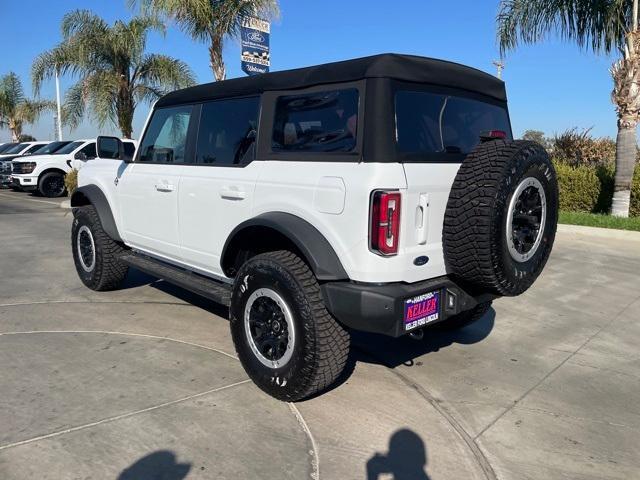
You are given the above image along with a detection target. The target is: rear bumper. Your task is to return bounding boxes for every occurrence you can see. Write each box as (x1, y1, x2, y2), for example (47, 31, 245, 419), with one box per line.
(322, 276, 497, 337)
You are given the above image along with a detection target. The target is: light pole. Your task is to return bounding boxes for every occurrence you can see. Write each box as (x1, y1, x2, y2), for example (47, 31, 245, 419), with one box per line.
(55, 70, 63, 141)
(493, 59, 505, 80)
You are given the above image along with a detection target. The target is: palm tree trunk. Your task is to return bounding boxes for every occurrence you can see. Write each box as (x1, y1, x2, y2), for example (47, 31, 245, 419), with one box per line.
(9, 119, 20, 142)
(209, 34, 226, 82)
(611, 119, 637, 217)
(117, 85, 134, 139)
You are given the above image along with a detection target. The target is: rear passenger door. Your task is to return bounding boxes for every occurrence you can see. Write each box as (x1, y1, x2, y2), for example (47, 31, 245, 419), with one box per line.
(178, 96, 262, 276)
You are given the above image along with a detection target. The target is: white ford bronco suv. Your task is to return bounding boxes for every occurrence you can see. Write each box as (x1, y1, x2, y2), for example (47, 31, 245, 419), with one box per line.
(70, 54, 558, 401)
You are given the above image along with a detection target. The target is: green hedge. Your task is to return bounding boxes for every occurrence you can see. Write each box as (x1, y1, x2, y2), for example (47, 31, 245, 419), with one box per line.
(553, 160, 639, 217)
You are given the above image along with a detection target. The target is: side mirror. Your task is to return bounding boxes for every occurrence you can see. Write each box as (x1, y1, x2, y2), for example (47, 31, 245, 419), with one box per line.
(97, 136, 124, 161)
(74, 151, 88, 161)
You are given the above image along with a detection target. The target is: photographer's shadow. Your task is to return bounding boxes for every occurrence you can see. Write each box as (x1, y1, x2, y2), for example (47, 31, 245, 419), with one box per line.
(352, 307, 495, 368)
(367, 429, 430, 480)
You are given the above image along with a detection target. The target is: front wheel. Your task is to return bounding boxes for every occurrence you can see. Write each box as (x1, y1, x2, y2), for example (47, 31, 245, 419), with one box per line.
(39, 172, 67, 197)
(71, 205, 128, 291)
(230, 250, 350, 401)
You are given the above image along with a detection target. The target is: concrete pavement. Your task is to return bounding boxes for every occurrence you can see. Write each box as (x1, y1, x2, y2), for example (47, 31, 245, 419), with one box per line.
(0, 189, 638, 479)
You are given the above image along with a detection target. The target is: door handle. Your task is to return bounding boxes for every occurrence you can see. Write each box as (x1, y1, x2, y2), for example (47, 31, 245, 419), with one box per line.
(155, 183, 175, 192)
(416, 193, 429, 245)
(220, 186, 246, 200)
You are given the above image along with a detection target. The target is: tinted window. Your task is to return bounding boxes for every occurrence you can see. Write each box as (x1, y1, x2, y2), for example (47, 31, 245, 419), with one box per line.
(79, 142, 97, 159)
(56, 141, 84, 155)
(396, 91, 512, 155)
(0, 143, 18, 153)
(33, 141, 71, 154)
(196, 97, 260, 165)
(24, 144, 46, 155)
(139, 106, 193, 163)
(272, 89, 359, 153)
(5, 143, 29, 154)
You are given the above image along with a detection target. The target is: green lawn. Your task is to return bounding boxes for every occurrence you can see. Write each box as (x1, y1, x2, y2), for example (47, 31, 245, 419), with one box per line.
(559, 211, 640, 232)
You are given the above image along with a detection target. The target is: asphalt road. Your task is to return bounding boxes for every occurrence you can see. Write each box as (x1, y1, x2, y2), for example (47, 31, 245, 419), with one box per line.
(0, 188, 639, 480)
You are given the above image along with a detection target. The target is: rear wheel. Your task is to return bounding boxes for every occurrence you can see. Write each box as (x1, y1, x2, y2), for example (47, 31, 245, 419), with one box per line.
(230, 250, 350, 401)
(71, 205, 128, 291)
(39, 172, 66, 197)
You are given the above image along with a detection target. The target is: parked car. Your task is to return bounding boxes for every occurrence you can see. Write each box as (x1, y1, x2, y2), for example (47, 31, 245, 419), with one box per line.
(1, 141, 74, 189)
(0, 141, 50, 159)
(11, 138, 136, 197)
(10, 140, 96, 196)
(70, 54, 558, 401)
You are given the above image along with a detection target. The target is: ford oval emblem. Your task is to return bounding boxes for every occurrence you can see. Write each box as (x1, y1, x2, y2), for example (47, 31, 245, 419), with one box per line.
(413, 256, 429, 266)
(247, 32, 265, 43)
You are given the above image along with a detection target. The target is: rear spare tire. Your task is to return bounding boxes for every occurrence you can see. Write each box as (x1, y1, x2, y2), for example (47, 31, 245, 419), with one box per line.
(443, 140, 558, 296)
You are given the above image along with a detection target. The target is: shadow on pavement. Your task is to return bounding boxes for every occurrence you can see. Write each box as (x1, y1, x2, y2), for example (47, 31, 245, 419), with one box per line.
(352, 308, 495, 368)
(366, 429, 430, 480)
(118, 450, 191, 479)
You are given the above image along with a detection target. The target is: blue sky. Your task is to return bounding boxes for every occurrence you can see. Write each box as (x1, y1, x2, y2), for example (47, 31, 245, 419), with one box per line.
(1, 0, 621, 142)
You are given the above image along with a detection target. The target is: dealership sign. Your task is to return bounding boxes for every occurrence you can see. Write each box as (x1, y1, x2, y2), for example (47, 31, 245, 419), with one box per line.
(241, 17, 270, 76)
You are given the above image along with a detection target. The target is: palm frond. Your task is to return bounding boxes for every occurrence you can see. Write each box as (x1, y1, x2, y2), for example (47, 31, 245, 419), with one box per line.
(134, 54, 196, 90)
(497, 0, 630, 55)
(61, 9, 109, 40)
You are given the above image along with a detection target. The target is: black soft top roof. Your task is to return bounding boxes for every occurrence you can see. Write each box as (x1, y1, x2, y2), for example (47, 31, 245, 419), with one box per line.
(156, 53, 507, 108)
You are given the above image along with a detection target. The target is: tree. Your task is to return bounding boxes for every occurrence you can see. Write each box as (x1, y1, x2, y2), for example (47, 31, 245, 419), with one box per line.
(498, 0, 639, 217)
(132, 0, 279, 81)
(0, 73, 52, 142)
(32, 10, 196, 138)
(521, 129, 551, 150)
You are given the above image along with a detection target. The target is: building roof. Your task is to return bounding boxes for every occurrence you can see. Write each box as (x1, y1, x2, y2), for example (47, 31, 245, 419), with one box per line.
(156, 53, 507, 108)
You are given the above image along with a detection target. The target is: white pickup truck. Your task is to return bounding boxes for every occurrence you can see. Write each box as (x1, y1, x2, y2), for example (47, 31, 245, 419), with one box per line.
(11, 139, 136, 197)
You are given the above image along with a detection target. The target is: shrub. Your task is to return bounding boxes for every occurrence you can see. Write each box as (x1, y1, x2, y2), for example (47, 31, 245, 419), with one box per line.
(553, 160, 640, 217)
(64, 169, 78, 195)
(554, 161, 602, 212)
(632, 166, 640, 217)
(552, 128, 616, 166)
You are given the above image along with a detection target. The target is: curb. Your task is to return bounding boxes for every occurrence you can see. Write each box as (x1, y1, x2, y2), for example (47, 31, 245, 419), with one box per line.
(557, 223, 640, 241)
(60, 200, 71, 209)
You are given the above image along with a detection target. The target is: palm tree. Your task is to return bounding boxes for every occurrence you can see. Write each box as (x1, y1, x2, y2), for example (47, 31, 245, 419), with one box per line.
(131, 0, 279, 81)
(498, 0, 639, 217)
(32, 10, 196, 139)
(0, 73, 53, 142)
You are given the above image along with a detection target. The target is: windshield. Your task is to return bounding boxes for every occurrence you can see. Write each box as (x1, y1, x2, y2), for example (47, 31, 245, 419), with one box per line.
(55, 141, 85, 155)
(4, 143, 30, 155)
(395, 91, 512, 157)
(33, 141, 71, 155)
(0, 143, 18, 154)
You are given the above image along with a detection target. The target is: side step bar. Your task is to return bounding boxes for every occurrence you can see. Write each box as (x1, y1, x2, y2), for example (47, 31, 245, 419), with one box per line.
(120, 253, 232, 307)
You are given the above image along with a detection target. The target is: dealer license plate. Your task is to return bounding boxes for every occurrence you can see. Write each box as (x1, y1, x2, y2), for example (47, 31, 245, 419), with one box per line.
(404, 291, 440, 331)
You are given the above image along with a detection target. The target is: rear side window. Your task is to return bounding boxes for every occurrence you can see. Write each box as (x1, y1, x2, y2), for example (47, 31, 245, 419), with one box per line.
(196, 96, 260, 165)
(139, 105, 193, 163)
(272, 89, 359, 153)
(396, 91, 512, 156)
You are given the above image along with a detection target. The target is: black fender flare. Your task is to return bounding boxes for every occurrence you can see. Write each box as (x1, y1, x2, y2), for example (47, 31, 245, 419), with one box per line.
(222, 212, 349, 281)
(70, 185, 122, 242)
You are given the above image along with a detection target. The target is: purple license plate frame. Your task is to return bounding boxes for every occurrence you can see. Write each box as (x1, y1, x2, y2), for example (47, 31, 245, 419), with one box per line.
(403, 290, 440, 331)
